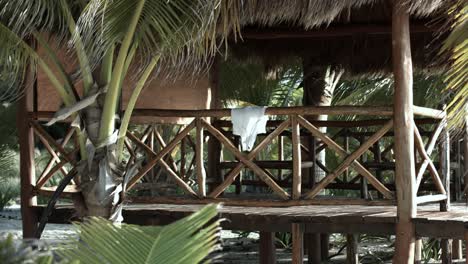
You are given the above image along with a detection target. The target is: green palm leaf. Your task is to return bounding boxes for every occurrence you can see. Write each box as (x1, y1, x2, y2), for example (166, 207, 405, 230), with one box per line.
(58, 204, 221, 264)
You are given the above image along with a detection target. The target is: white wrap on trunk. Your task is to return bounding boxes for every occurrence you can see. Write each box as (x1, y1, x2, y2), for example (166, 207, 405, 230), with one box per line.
(231, 106, 268, 151)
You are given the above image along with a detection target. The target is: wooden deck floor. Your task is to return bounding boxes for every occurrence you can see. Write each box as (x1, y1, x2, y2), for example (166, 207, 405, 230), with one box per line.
(36, 202, 468, 239)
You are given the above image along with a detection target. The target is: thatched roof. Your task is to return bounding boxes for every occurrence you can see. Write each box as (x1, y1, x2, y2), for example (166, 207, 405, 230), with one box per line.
(224, 0, 449, 76)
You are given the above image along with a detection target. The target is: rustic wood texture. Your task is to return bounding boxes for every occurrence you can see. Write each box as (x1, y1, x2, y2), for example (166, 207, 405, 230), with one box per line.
(196, 118, 206, 197)
(346, 234, 359, 264)
(259, 232, 276, 264)
(203, 119, 290, 199)
(292, 223, 304, 264)
(33, 203, 468, 239)
(291, 116, 302, 199)
(392, 0, 417, 262)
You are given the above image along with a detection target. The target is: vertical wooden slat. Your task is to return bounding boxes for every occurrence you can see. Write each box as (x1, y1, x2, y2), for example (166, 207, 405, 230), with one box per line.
(234, 136, 242, 195)
(320, 234, 329, 261)
(196, 118, 206, 197)
(344, 132, 350, 182)
(452, 239, 463, 260)
(292, 115, 302, 199)
(440, 120, 451, 211)
(346, 234, 359, 264)
(180, 138, 186, 180)
(392, 0, 417, 262)
(259, 232, 276, 264)
(441, 238, 453, 264)
(292, 223, 304, 264)
(374, 141, 383, 199)
(17, 92, 37, 238)
(414, 238, 422, 264)
(278, 135, 284, 180)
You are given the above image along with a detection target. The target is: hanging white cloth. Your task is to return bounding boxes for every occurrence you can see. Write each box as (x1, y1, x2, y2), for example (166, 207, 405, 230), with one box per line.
(231, 106, 268, 151)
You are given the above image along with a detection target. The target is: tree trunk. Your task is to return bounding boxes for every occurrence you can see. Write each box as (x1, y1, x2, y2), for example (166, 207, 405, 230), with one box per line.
(78, 99, 124, 220)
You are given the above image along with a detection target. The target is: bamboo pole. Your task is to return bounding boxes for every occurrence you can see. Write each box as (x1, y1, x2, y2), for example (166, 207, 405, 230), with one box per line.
(392, 0, 417, 262)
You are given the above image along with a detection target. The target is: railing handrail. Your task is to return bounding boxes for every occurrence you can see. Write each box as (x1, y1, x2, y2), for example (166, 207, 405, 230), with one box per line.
(28, 105, 445, 120)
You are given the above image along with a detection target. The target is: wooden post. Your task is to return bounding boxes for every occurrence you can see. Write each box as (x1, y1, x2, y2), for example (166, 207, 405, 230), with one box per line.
(320, 234, 329, 261)
(465, 229, 468, 264)
(292, 223, 304, 264)
(464, 134, 468, 202)
(196, 118, 206, 197)
(292, 115, 302, 199)
(441, 238, 453, 264)
(346, 234, 359, 264)
(392, 1, 417, 263)
(414, 238, 422, 264)
(234, 136, 242, 195)
(452, 239, 462, 260)
(440, 120, 450, 212)
(259, 232, 276, 264)
(17, 92, 37, 238)
(306, 234, 321, 264)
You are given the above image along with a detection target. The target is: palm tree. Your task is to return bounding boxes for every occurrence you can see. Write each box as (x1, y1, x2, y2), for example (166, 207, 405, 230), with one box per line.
(0, 0, 235, 222)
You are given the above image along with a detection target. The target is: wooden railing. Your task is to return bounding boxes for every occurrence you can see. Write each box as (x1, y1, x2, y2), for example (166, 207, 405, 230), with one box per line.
(29, 105, 452, 207)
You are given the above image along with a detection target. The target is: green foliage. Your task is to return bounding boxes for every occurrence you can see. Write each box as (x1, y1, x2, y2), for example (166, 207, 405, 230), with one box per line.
(440, 0, 468, 134)
(58, 204, 221, 264)
(219, 58, 303, 107)
(0, 146, 19, 210)
(0, 234, 53, 264)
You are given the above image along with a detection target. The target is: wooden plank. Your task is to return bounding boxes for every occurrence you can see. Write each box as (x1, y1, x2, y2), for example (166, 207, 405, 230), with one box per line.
(413, 105, 445, 119)
(132, 106, 394, 118)
(298, 116, 394, 199)
(129, 196, 395, 207)
(291, 116, 301, 199)
(205, 119, 290, 199)
(292, 223, 304, 264)
(304, 119, 393, 199)
(259, 232, 276, 264)
(415, 238, 422, 264)
(392, 1, 417, 262)
(127, 121, 195, 190)
(441, 238, 453, 264)
(195, 118, 206, 197)
(416, 194, 447, 205)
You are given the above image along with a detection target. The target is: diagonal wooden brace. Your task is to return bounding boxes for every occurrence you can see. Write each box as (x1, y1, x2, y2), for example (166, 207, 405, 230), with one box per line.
(298, 116, 394, 199)
(203, 119, 290, 200)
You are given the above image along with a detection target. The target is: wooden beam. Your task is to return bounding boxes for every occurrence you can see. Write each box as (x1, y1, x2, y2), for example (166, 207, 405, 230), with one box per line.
(240, 23, 436, 40)
(291, 116, 301, 199)
(414, 238, 422, 264)
(17, 96, 37, 238)
(132, 106, 394, 118)
(439, 122, 451, 211)
(292, 223, 304, 264)
(392, 0, 417, 262)
(259, 232, 276, 264)
(413, 106, 445, 119)
(416, 194, 447, 205)
(196, 118, 206, 197)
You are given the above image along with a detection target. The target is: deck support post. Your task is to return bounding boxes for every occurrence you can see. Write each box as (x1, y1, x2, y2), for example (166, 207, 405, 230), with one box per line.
(306, 233, 321, 264)
(292, 223, 304, 264)
(320, 234, 329, 261)
(414, 238, 422, 264)
(17, 91, 37, 238)
(392, 1, 416, 263)
(259, 232, 276, 264)
(346, 234, 359, 264)
(441, 239, 453, 264)
(452, 239, 462, 260)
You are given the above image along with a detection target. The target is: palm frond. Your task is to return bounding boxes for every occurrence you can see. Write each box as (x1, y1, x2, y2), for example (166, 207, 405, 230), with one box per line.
(439, 0, 468, 135)
(58, 204, 221, 264)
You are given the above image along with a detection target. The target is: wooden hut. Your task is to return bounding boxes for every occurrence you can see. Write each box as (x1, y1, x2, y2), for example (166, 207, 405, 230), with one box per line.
(18, 1, 468, 263)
